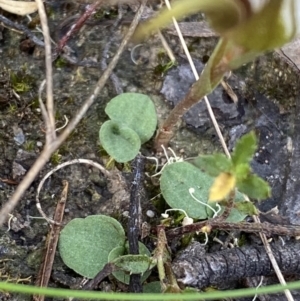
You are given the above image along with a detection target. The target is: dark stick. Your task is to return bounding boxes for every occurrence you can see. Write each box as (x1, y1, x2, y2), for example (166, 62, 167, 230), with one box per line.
(128, 154, 145, 293)
(33, 180, 68, 301)
(172, 240, 300, 290)
(81, 263, 117, 291)
(56, 1, 102, 53)
(0, 14, 45, 47)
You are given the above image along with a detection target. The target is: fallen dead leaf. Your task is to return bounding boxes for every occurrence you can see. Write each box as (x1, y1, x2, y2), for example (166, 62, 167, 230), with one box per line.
(0, 0, 37, 16)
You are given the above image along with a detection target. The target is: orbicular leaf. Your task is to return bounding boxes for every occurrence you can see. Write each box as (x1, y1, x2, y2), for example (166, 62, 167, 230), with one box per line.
(59, 215, 125, 279)
(209, 172, 236, 202)
(231, 132, 257, 166)
(237, 174, 271, 200)
(108, 242, 152, 284)
(191, 153, 232, 177)
(105, 93, 157, 144)
(99, 120, 140, 163)
(112, 254, 153, 275)
(160, 162, 215, 219)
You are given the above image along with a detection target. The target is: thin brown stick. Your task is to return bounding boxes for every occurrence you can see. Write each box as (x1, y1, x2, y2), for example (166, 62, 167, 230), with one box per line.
(166, 219, 300, 240)
(0, 0, 148, 227)
(57, 1, 102, 53)
(33, 180, 69, 301)
(81, 263, 118, 291)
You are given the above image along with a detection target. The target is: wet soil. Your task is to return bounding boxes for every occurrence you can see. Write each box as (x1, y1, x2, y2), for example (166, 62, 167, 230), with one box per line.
(0, 3, 300, 301)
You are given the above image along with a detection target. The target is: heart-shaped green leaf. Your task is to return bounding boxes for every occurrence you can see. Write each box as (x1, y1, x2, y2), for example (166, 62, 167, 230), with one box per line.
(191, 153, 233, 177)
(237, 174, 271, 200)
(105, 93, 157, 144)
(99, 120, 141, 162)
(59, 215, 125, 278)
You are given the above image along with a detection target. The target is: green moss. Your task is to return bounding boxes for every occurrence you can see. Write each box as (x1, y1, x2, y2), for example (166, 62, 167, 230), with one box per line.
(152, 51, 176, 78)
(55, 57, 68, 68)
(7, 104, 17, 114)
(23, 141, 35, 151)
(50, 151, 62, 165)
(10, 68, 35, 93)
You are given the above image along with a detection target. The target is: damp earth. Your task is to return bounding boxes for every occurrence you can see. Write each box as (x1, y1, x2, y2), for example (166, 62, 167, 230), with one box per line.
(0, 3, 300, 300)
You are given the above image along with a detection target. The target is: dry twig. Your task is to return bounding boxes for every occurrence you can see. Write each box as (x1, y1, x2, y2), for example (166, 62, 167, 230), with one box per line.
(33, 180, 69, 301)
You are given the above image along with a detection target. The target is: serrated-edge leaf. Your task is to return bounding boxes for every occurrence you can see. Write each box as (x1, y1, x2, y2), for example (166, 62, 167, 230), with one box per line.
(234, 163, 251, 180)
(237, 174, 271, 200)
(192, 154, 232, 177)
(234, 201, 258, 216)
(231, 132, 257, 166)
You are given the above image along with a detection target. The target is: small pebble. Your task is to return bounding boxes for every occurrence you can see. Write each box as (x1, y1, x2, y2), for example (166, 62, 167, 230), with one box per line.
(146, 210, 155, 218)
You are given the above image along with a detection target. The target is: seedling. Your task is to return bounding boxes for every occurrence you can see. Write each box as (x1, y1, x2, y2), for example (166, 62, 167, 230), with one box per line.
(59, 215, 154, 280)
(160, 132, 268, 222)
(99, 93, 157, 162)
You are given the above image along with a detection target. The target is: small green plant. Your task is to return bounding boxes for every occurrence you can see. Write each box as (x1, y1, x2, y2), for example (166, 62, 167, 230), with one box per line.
(7, 103, 17, 114)
(153, 51, 176, 77)
(50, 150, 62, 165)
(10, 70, 35, 93)
(160, 132, 270, 222)
(192, 132, 271, 201)
(99, 93, 157, 162)
(23, 140, 35, 151)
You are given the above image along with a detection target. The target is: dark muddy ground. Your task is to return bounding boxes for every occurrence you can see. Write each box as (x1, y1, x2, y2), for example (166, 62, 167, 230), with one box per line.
(0, 2, 300, 301)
